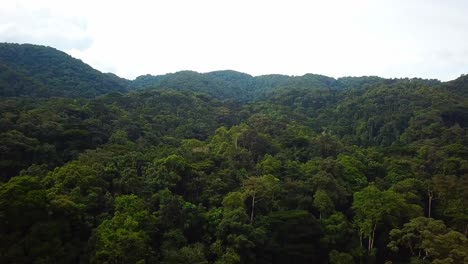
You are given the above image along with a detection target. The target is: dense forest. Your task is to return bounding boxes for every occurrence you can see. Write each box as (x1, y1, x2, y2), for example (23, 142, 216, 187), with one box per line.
(0, 43, 467, 264)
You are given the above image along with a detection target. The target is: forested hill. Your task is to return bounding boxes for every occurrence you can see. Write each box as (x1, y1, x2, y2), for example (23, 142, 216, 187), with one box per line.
(0, 43, 455, 101)
(0, 43, 467, 264)
(443, 74, 468, 97)
(132, 70, 437, 101)
(132, 70, 344, 101)
(0, 43, 129, 97)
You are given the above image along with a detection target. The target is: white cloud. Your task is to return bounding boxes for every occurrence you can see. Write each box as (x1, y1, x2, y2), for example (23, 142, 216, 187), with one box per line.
(0, 1, 92, 50)
(1, 0, 467, 81)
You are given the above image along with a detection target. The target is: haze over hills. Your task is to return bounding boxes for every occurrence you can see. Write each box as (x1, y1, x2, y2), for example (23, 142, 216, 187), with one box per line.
(0, 43, 467, 263)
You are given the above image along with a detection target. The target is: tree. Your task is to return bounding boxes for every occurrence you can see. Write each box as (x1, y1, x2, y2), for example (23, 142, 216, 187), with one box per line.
(321, 212, 353, 248)
(329, 250, 354, 264)
(313, 189, 334, 219)
(0, 175, 87, 263)
(162, 243, 208, 264)
(144, 154, 189, 194)
(91, 195, 156, 263)
(214, 192, 259, 263)
(256, 154, 281, 175)
(43, 161, 107, 218)
(0, 130, 41, 180)
(243, 175, 280, 224)
(352, 185, 415, 253)
(336, 154, 367, 192)
(432, 174, 468, 234)
(0, 176, 47, 262)
(255, 210, 324, 263)
(388, 217, 468, 263)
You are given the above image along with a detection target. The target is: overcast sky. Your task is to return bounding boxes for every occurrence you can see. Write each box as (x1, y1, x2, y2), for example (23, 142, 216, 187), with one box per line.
(1, 0, 468, 81)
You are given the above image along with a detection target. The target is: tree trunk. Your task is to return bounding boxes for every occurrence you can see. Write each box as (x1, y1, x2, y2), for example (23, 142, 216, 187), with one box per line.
(360, 232, 363, 248)
(359, 232, 363, 264)
(428, 190, 433, 218)
(369, 224, 376, 252)
(368, 235, 372, 252)
(250, 192, 256, 224)
(372, 224, 376, 249)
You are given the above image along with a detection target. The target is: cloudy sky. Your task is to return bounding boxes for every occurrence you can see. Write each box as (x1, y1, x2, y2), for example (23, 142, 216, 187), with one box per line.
(1, 0, 467, 81)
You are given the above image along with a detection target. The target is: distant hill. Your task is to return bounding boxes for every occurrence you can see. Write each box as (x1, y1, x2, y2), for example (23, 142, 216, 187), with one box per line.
(132, 70, 345, 101)
(132, 70, 445, 101)
(0, 43, 130, 97)
(443, 74, 468, 97)
(0, 43, 457, 102)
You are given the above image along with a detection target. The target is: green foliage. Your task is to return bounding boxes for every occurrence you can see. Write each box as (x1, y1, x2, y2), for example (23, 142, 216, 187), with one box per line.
(329, 250, 354, 264)
(0, 43, 129, 97)
(132, 70, 344, 102)
(313, 189, 334, 219)
(91, 194, 156, 263)
(336, 154, 367, 192)
(321, 212, 353, 248)
(255, 210, 324, 263)
(0, 176, 86, 263)
(353, 185, 422, 254)
(243, 174, 281, 223)
(389, 217, 468, 263)
(1, 45, 467, 263)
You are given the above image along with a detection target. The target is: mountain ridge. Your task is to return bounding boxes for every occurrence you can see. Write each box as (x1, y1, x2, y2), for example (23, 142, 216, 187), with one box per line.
(0, 43, 465, 101)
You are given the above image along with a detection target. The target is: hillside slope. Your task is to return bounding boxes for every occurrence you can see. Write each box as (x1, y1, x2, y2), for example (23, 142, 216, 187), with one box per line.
(0, 43, 130, 97)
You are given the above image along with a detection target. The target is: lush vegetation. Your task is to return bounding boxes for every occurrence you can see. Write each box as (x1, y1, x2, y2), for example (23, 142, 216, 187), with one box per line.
(0, 44, 467, 264)
(131, 70, 411, 102)
(0, 43, 129, 97)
